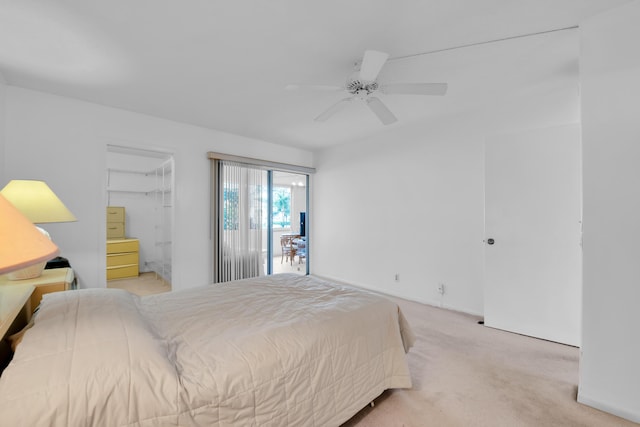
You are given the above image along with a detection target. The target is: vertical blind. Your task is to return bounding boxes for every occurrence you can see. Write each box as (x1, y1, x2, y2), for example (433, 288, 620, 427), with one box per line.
(216, 161, 267, 283)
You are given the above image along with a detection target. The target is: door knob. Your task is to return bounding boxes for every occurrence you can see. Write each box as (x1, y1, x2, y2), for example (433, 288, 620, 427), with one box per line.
(487, 238, 495, 245)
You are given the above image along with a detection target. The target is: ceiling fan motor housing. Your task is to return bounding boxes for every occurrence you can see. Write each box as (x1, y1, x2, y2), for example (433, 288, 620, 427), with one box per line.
(346, 78, 379, 95)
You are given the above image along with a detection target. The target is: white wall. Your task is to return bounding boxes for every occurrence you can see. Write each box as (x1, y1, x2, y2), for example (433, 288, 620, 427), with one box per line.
(312, 73, 579, 315)
(311, 29, 580, 315)
(579, 1, 640, 423)
(0, 74, 6, 184)
(3, 86, 313, 291)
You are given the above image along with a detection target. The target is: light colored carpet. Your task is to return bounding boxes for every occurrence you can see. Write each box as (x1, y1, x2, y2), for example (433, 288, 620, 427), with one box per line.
(343, 296, 637, 427)
(107, 272, 171, 296)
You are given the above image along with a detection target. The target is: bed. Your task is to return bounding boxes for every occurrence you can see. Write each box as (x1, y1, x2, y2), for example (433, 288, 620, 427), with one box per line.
(0, 273, 414, 426)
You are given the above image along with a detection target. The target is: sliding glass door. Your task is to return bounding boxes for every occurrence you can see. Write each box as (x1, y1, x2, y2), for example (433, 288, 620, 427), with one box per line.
(269, 171, 308, 275)
(210, 155, 311, 283)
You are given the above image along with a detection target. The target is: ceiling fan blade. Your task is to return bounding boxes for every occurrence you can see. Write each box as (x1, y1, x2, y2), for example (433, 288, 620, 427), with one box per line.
(359, 50, 389, 82)
(286, 84, 344, 92)
(314, 97, 352, 122)
(366, 97, 397, 125)
(380, 82, 448, 96)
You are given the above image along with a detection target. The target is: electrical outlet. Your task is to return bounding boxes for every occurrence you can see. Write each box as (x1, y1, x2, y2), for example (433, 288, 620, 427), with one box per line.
(437, 283, 445, 295)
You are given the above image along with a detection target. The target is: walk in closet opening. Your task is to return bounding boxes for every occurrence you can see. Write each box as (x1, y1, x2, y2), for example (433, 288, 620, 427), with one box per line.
(106, 145, 174, 291)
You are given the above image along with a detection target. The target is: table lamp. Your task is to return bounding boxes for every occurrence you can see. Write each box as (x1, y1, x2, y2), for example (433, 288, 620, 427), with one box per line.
(0, 194, 59, 276)
(0, 180, 76, 279)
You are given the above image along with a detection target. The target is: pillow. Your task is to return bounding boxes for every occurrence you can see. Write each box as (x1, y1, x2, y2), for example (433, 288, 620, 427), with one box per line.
(0, 288, 180, 426)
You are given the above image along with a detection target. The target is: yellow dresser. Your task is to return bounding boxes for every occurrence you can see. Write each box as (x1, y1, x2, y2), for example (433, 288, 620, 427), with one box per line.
(106, 206, 126, 239)
(106, 238, 139, 280)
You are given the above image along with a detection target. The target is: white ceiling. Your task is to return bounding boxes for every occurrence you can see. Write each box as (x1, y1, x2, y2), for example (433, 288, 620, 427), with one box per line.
(0, 0, 630, 151)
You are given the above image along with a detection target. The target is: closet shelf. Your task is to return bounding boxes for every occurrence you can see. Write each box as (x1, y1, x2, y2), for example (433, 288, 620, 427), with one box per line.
(108, 166, 173, 176)
(107, 188, 168, 195)
(107, 188, 148, 194)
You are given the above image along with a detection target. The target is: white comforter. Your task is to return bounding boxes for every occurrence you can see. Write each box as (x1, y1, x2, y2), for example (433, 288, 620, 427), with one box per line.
(0, 274, 414, 426)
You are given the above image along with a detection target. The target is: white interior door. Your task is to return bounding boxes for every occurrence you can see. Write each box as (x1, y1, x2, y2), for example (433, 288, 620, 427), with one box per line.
(484, 125, 581, 346)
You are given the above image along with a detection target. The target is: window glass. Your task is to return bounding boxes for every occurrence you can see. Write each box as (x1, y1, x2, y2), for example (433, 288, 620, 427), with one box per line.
(272, 186, 291, 229)
(223, 187, 238, 230)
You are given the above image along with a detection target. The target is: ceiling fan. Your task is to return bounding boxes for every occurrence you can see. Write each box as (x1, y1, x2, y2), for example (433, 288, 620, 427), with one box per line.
(287, 50, 448, 125)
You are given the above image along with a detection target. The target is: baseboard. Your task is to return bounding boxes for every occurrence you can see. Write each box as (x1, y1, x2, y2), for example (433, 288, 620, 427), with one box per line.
(312, 273, 484, 317)
(578, 390, 640, 424)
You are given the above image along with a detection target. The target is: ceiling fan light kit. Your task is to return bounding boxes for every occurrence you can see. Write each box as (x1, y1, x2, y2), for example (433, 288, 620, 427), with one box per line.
(292, 49, 448, 125)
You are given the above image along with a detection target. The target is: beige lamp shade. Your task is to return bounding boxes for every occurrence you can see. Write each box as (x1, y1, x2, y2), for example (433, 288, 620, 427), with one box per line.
(0, 180, 77, 223)
(0, 194, 60, 275)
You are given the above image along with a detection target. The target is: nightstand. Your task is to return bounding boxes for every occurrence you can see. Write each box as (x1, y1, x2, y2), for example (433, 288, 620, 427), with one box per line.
(0, 283, 34, 340)
(0, 268, 75, 316)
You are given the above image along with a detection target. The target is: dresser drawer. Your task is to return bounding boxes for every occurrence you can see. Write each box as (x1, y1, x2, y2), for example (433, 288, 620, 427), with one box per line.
(106, 206, 125, 222)
(107, 252, 139, 267)
(106, 264, 139, 280)
(106, 223, 125, 239)
(107, 238, 139, 254)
